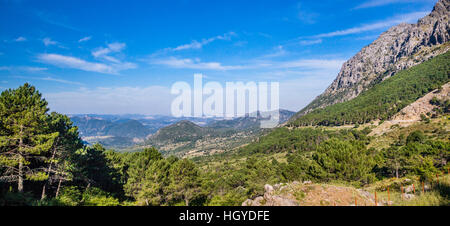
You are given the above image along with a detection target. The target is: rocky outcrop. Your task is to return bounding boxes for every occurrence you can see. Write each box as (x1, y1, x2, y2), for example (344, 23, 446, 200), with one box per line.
(292, 0, 450, 121)
(242, 183, 299, 206)
(242, 181, 378, 206)
(370, 82, 450, 136)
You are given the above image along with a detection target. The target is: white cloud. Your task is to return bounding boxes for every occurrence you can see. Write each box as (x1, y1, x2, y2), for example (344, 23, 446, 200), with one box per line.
(14, 36, 26, 42)
(37, 53, 136, 74)
(38, 53, 117, 74)
(150, 57, 245, 70)
(43, 37, 58, 46)
(150, 55, 344, 72)
(40, 76, 83, 85)
(0, 66, 48, 72)
(38, 40, 136, 74)
(299, 39, 323, 45)
(12, 75, 83, 85)
(275, 59, 344, 70)
(42, 71, 340, 115)
(312, 11, 428, 38)
(297, 3, 319, 24)
(166, 32, 236, 52)
(353, 0, 430, 9)
(92, 42, 126, 63)
(78, 36, 92, 43)
(35, 10, 80, 32)
(45, 86, 173, 115)
(257, 32, 272, 39)
(260, 45, 288, 58)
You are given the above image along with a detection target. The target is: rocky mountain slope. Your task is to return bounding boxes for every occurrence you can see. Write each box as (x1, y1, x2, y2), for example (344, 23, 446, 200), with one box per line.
(292, 0, 450, 121)
(370, 82, 450, 136)
(289, 51, 449, 127)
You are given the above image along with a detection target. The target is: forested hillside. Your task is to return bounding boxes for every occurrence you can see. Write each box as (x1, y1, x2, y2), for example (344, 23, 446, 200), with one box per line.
(0, 81, 449, 206)
(143, 110, 294, 158)
(290, 51, 450, 127)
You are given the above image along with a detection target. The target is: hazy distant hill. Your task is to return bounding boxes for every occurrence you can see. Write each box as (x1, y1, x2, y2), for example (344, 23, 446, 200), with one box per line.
(103, 120, 151, 138)
(70, 109, 294, 152)
(207, 109, 295, 130)
(145, 109, 295, 157)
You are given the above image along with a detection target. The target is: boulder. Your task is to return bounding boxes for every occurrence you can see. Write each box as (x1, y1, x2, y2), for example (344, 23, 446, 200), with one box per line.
(264, 184, 274, 193)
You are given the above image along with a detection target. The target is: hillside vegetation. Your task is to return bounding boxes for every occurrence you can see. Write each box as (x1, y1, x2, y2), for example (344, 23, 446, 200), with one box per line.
(294, 0, 450, 118)
(290, 51, 450, 127)
(0, 51, 448, 207)
(144, 111, 294, 158)
(0, 71, 448, 206)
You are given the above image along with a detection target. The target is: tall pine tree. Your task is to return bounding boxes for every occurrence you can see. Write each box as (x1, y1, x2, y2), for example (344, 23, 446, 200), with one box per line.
(0, 83, 58, 192)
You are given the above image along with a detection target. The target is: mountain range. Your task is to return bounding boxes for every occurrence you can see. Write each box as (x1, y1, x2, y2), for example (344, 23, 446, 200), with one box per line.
(69, 109, 295, 151)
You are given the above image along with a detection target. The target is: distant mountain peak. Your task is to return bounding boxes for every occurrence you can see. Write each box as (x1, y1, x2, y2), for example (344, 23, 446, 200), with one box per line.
(427, 0, 449, 18)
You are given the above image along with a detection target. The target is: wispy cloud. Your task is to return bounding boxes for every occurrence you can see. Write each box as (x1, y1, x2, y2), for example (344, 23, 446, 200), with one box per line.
(150, 55, 344, 72)
(12, 75, 84, 85)
(312, 11, 428, 38)
(260, 45, 288, 58)
(165, 32, 236, 52)
(92, 42, 126, 63)
(0, 66, 48, 72)
(37, 53, 135, 74)
(299, 39, 323, 45)
(45, 86, 173, 115)
(43, 37, 58, 46)
(35, 10, 81, 31)
(150, 57, 244, 70)
(233, 40, 248, 47)
(297, 3, 319, 24)
(274, 59, 345, 70)
(78, 36, 92, 43)
(14, 36, 26, 42)
(353, 0, 428, 9)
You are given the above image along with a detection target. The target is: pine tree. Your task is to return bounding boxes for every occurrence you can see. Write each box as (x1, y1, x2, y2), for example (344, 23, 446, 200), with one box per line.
(41, 112, 84, 199)
(168, 158, 201, 206)
(0, 83, 58, 192)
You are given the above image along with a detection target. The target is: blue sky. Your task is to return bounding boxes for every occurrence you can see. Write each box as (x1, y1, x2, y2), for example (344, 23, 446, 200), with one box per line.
(0, 0, 438, 115)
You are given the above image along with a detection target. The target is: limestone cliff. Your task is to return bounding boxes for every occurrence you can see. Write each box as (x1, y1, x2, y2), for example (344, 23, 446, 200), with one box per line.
(292, 0, 450, 121)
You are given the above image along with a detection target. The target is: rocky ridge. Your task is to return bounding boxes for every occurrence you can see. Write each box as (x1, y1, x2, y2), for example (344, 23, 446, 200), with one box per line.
(292, 0, 450, 121)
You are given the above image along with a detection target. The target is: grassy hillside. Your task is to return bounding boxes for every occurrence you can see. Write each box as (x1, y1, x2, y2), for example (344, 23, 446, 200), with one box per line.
(290, 51, 450, 127)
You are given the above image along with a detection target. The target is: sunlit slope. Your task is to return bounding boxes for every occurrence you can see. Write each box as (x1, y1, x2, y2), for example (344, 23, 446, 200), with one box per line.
(290, 51, 450, 127)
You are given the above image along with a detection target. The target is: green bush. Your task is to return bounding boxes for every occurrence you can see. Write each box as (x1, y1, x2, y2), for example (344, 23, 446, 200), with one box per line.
(81, 187, 120, 206)
(56, 186, 82, 206)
